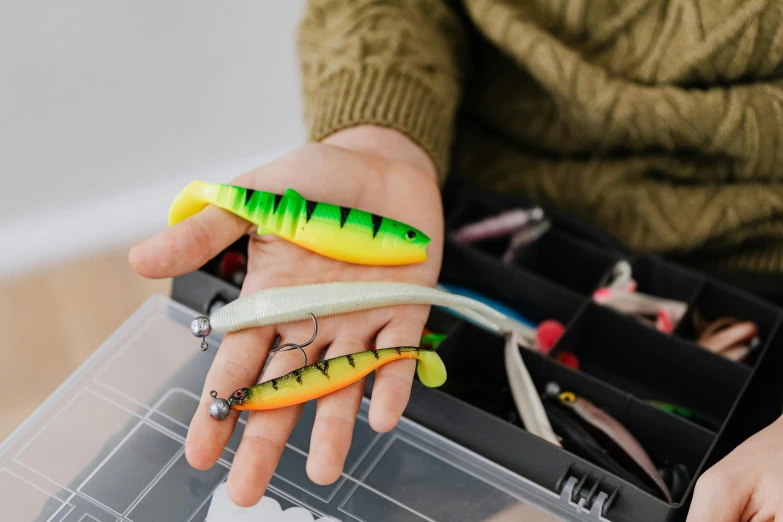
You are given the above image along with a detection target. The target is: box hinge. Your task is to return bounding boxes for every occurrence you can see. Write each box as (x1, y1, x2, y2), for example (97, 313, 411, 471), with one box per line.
(556, 469, 619, 520)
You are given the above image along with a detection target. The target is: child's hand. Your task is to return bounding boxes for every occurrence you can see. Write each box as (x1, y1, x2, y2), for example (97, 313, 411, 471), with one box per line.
(129, 125, 444, 506)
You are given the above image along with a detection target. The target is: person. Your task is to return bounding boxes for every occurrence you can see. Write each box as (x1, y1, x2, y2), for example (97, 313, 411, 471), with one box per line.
(129, 1, 783, 520)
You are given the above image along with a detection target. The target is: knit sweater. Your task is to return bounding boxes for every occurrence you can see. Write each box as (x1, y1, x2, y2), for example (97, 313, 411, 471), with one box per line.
(296, 0, 783, 274)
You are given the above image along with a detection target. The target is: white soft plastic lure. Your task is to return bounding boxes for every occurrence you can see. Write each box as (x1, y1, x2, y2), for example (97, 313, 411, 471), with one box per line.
(505, 330, 561, 446)
(188, 280, 558, 445)
(192, 281, 536, 344)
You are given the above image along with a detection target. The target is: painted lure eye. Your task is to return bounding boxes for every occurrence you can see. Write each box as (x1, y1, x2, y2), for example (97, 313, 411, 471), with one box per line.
(234, 390, 244, 398)
(405, 230, 416, 240)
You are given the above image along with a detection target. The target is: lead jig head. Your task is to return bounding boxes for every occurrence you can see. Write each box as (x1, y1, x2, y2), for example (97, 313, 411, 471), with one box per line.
(208, 390, 230, 420)
(544, 381, 561, 398)
(191, 316, 212, 350)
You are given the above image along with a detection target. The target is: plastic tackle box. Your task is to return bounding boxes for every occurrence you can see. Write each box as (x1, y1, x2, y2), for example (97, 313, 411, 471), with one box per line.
(0, 295, 582, 522)
(171, 180, 783, 522)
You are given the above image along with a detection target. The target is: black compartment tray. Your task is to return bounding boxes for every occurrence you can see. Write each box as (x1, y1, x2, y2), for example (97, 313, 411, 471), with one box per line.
(377, 319, 716, 522)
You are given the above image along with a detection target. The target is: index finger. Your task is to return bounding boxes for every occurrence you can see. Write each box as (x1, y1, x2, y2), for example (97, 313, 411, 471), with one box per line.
(185, 321, 277, 470)
(129, 204, 249, 279)
(129, 169, 262, 279)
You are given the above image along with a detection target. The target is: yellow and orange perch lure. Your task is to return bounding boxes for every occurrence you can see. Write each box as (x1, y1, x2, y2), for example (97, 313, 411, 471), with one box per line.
(168, 180, 430, 265)
(208, 346, 446, 418)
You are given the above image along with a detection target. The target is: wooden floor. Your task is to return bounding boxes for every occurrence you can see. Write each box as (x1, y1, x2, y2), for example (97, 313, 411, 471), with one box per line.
(0, 248, 171, 442)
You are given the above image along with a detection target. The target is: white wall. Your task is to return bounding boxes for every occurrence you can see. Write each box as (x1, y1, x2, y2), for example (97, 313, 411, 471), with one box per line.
(0, 1, 308, 277)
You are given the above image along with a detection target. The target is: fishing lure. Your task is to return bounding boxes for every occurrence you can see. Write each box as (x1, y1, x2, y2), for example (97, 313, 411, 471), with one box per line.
(645, 400, 721, 431)
(548, 384, 673, 503)
(189, 281, 535, 350)
(502, 220, 551, 264)
(369, 328, 446, 351)
(209, 346, 446, 418)
(435, 283, 537, 328)
(369, 328, 447, 351)
(593, 261, 690, 334)
(599, 260, 636, 293)
(169, 181, 429, 266)
(217, 250, 247, 287)
(191, 280, 559, 446)
(593, 287, 687, 333)
(505, 331, 561, 445)
(695, 316, 758, 362)
(420, 330, 447, 350)
(543, 401, 663, 497)
(451, 208, 550, 264)
(453, 207, 545, 243)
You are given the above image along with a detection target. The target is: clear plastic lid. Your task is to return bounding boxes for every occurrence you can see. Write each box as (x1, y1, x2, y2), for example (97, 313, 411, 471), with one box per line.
(0, 295, 577, 521)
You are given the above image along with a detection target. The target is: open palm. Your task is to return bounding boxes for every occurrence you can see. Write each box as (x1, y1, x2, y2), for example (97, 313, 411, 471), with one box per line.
(129, 129, 444, 506)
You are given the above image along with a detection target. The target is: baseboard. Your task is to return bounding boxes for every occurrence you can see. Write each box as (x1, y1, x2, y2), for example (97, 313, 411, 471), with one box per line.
(0, 148, 294, 280)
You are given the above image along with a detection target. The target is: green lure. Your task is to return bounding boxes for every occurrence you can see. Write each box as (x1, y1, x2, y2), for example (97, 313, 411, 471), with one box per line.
(168, 180, 430, 266)
(646, 400, 719, 430)
(420, 332, 447, 350)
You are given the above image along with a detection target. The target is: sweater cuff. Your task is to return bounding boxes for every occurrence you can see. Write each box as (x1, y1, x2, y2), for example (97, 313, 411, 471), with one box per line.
(304, 66, 456, 183)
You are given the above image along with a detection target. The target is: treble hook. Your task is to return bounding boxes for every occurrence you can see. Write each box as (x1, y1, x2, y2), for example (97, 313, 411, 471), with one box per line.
(270, 313, 318, 368)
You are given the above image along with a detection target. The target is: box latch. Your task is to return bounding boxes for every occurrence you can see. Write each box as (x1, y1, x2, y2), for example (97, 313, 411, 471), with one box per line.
(556, 469, 619, 520)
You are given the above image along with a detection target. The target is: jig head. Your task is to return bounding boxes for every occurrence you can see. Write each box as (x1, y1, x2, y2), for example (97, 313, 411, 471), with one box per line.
(207, 313, 319, 419)
(191, 316, 212, 351)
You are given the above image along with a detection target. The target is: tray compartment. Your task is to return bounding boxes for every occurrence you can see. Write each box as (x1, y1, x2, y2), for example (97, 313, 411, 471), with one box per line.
(701, 324, 783, 474)
(443, 192, 621, 295)
(430, 321, 516, 423)
(423, 306, 465, 339)
(420, 320, 714, 506)
(531, 359, 713, 506)
(673, 280, 782, 368)
(439, 238, 585, 327)
(512, 229, 623, 296)
(628, 254, 704, 305)
(550, 303, 750, 424)
(443, 191, 515, 259)
(443, 186, 512, 232)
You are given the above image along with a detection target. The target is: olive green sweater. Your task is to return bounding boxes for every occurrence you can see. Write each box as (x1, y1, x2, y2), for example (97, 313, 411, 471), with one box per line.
(297, 0, 783, 274)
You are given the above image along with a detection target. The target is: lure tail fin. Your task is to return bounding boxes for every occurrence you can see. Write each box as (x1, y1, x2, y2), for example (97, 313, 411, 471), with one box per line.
(415, 349, 447, 387)
(168, 180, 222, 226)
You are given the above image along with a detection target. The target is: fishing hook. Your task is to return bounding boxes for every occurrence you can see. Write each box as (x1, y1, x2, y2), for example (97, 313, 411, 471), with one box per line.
(191, 311, 318, 366)
(269, 312, 318, 369)
(206, 313, 318, 421)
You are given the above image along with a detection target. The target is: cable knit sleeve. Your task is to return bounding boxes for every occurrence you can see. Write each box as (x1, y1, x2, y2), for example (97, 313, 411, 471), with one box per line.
(296, 0, 471, 181)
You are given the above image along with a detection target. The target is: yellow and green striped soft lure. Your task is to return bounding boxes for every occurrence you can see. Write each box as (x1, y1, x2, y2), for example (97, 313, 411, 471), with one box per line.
(224, 347, 446, 412)
(168, 180, 430, 265)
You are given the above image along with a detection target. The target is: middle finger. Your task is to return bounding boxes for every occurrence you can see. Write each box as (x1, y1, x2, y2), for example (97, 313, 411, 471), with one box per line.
(306, 320, 375, 485)
(185, 323, 276, 471)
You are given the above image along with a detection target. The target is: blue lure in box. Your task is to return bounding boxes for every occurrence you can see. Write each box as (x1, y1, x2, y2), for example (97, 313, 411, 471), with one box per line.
(436, 283, 537, 329)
